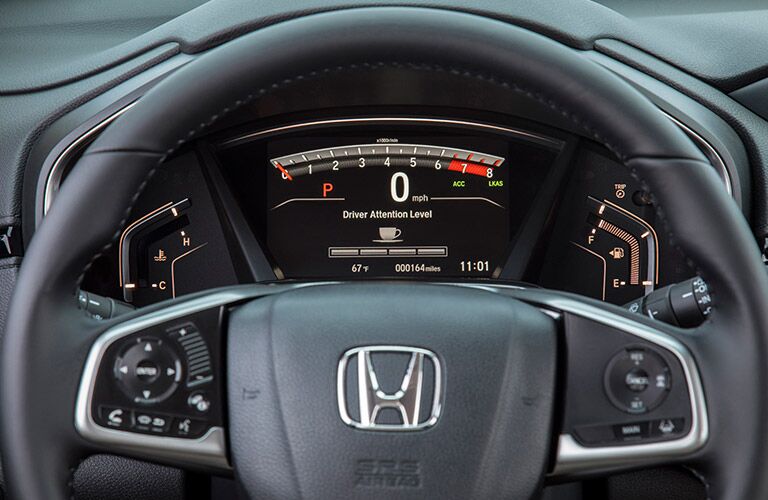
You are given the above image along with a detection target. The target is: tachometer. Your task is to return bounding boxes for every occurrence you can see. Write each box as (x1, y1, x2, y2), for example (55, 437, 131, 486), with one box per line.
(270, 143, 503, 181)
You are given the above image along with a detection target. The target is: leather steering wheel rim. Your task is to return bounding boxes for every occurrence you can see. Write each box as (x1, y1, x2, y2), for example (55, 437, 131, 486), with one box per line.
(4, 7, 768, 500)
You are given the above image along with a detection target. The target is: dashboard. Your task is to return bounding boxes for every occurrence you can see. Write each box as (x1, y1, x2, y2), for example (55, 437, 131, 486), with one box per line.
(5, 2, 768, 498)
(75, 111, 702, 308)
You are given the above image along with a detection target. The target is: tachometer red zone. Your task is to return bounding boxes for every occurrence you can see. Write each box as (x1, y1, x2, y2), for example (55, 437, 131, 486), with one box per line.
(447, 157, 498, 177)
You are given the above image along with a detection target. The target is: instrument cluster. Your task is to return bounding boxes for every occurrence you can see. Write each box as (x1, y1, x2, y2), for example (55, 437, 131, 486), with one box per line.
(79, 114, 697, 308)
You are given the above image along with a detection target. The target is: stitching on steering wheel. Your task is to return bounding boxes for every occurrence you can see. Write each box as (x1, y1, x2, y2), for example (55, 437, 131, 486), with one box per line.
(67, 459, 83, 500)
(73, 61, 711, 316)
(623, 163, 712, 316)
(683, 465, 712, 500)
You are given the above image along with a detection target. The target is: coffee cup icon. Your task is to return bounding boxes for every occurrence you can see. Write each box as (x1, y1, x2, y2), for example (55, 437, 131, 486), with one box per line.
(374, 227, 403, 243)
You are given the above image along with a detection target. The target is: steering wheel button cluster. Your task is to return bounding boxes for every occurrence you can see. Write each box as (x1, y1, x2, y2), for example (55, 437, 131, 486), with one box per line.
(574, 415, 687, 446)
(114, 337, 182, 404)
(134, 412, 172, 433)
(605, 347, 671, 414)
(87, 308, 224, 449)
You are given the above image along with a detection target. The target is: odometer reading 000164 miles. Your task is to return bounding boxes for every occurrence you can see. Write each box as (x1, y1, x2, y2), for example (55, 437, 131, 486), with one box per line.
(265, 136, 511, 279)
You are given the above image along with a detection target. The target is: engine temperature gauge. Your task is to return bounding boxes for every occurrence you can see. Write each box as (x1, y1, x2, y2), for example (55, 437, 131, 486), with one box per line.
(119, 199, 209, 306)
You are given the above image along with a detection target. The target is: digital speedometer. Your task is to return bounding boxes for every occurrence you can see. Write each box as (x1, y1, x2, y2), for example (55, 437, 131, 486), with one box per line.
(267, 138, 511, 278)
(216, 119, 563, 280)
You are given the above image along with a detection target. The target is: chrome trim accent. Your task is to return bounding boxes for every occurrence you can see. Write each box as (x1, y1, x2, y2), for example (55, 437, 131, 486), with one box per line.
(337, 345, 443, 431)
(664, 111, 733, 196)
(43, 101, 138, 216)
(218, 117, 565, 150)
(43, 109, 733, 221)
(270, 142, 507, 170)
(74, 288, 262, 470)
(545, 297, 709, 476)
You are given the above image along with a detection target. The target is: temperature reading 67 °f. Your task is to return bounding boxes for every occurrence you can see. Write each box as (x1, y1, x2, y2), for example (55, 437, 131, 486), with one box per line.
(351, 264, 369, 273)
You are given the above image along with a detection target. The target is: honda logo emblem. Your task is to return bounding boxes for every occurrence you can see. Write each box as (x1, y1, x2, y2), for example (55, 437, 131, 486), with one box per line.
(337, 346, 442, 431)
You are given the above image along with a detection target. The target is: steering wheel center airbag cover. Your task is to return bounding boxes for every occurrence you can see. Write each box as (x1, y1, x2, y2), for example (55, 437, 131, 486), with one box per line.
(227, 283, 557, 499)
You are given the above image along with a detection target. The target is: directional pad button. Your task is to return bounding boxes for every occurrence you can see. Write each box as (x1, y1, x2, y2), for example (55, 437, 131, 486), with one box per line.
(114, 337, 182, 404)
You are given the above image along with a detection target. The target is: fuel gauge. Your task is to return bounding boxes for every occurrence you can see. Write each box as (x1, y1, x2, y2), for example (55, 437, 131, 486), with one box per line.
(569, 197, 658, 303)
(119, 199, 210, 306)
(539, 146, 696, 305)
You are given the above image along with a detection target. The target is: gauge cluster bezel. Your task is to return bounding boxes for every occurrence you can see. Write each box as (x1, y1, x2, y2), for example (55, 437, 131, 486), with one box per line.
(40, 102, 728, 309)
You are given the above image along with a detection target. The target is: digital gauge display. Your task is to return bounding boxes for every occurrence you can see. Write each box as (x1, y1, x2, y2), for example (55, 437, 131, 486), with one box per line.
(265, 134, 520, 279)
(217, 121, 562, 280)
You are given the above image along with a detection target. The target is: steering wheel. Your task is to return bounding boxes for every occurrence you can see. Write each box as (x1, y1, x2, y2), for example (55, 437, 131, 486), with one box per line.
(5, 7, 768, 500)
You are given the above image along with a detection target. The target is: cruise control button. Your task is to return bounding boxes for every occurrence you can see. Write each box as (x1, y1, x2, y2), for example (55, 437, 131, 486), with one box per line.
(624, 368, 650, 392)
(605, 347, 671, 414)
(628, 398, 647, 413)
(613, 421, 650, 441)
(653, 372, 670, 390)
(650, 418, 685, 438)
